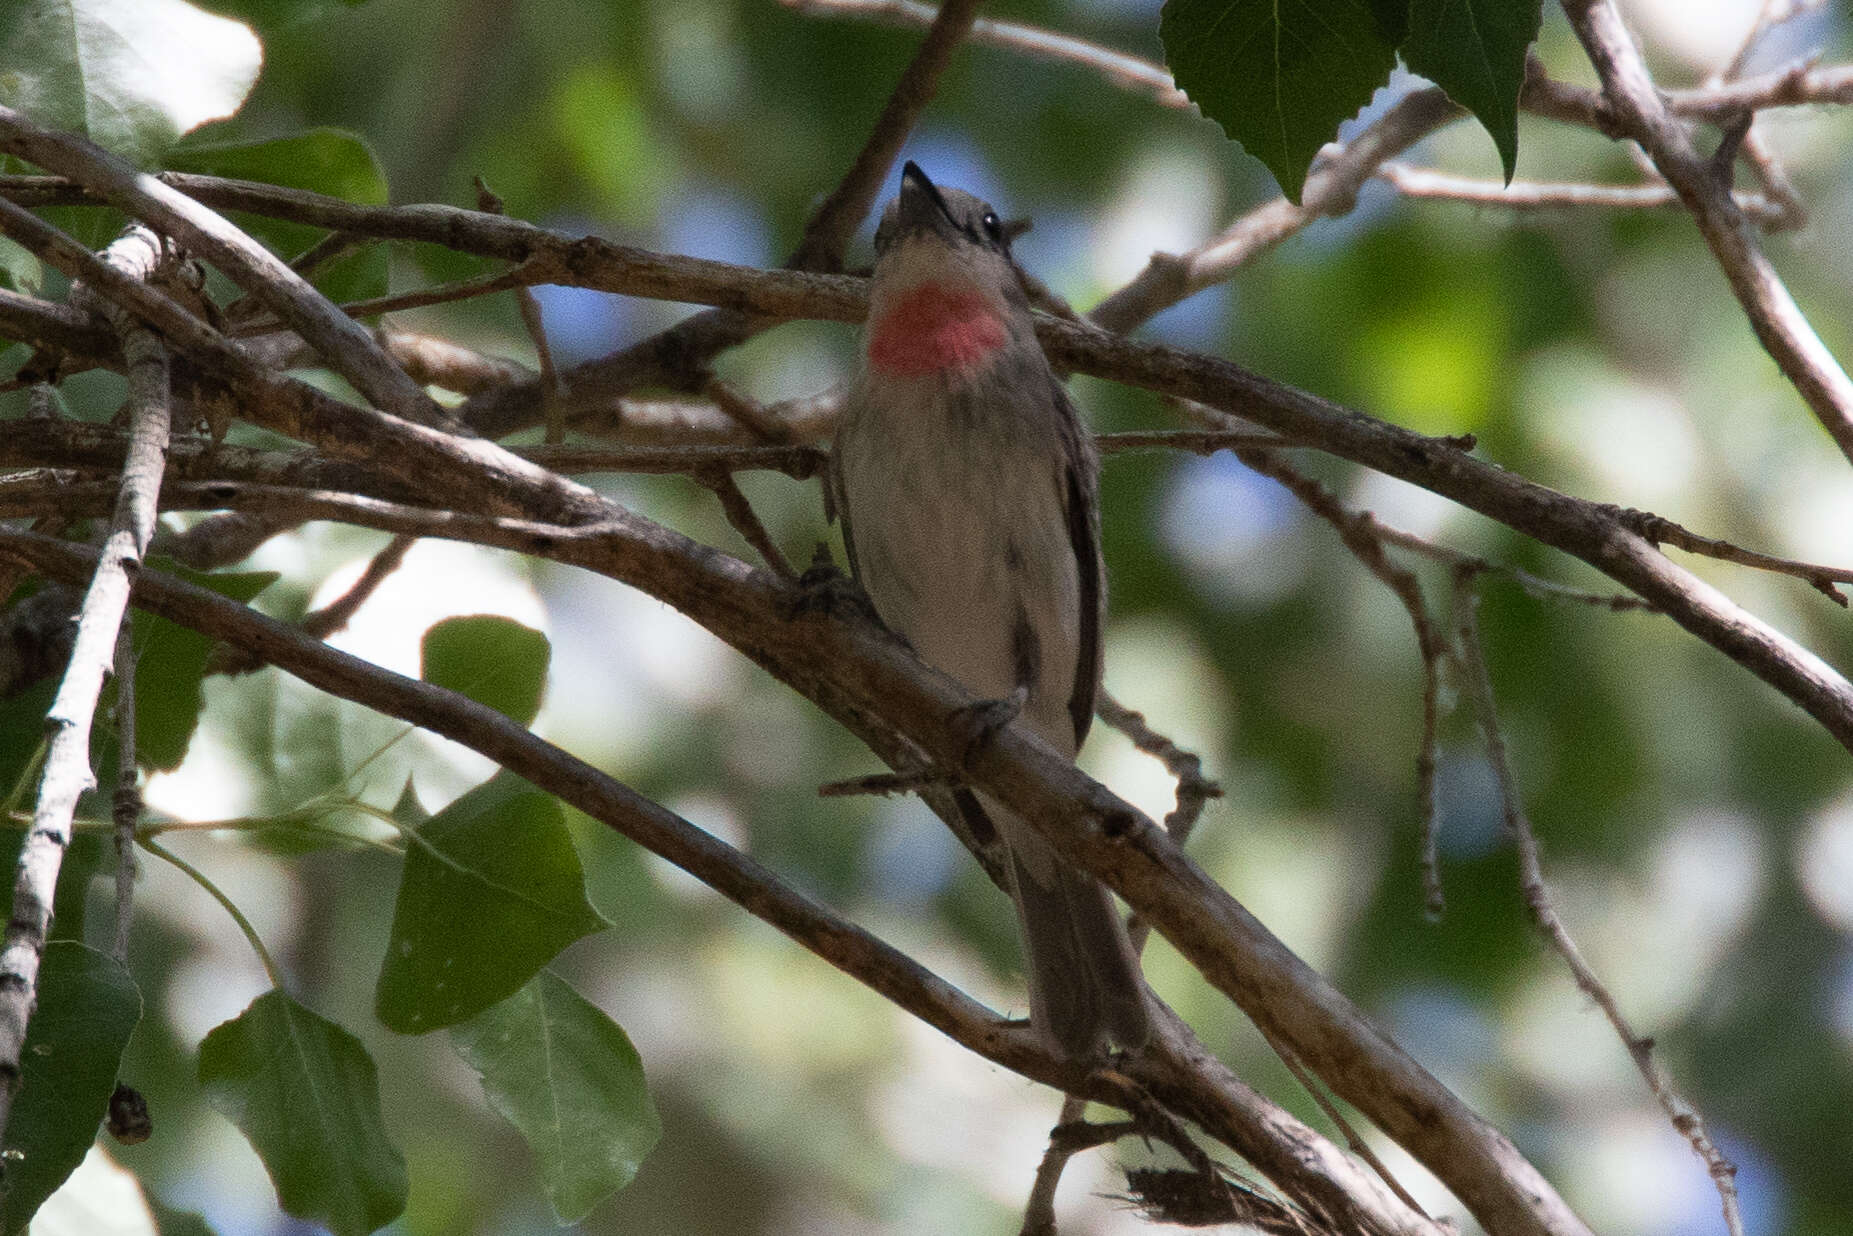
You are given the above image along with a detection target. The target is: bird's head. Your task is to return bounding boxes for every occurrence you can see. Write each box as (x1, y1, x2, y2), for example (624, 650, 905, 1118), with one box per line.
(864, 162, 1029, 380)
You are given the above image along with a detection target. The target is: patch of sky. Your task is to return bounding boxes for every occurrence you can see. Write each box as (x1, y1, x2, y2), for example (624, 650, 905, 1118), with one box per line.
(656, 182, 773, 269)
(1157, 451, 1305, 605)
(531, 213, 635, 367)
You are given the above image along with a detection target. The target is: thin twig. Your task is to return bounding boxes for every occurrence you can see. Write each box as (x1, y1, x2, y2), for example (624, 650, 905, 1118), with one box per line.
(1454, 579, 1745, 1236)
(783, 0, 1188, 108)
(1616, 507, 1852, 605)
(1260, 1029, 1430, 1220)
(1232, 447, 1453, 919)
(699, 469, 796, 579)
(212, 532, 417, 677)
(1090, 87, 1462, 336)
(140, 836, 285, 990)
(1095, 692, 1223, 844)
(1018, 1095, 1096, 1236)
(788, 0, 985, 271)
(817, 768, 955, 797)
(234, 263, 549, 335)
(475, 178, 565, 443)
(1377, 163, 1789, 227)
(110, 626, 138, 964)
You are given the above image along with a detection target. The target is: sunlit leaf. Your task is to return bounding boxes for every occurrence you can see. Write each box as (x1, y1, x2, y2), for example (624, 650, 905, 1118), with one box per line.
(450, 972, 661, 1222)
(420, 615, 551, 730)
(0, 944, 141, 1235)
(0, 0, 262, 165)
(132, 561, 277, 772)
(197, 991, 407, 1236)
(375, 775, 607, 1034)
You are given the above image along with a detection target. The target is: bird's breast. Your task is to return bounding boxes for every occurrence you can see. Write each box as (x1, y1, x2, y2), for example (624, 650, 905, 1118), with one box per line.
(866, 280, 1009, 378)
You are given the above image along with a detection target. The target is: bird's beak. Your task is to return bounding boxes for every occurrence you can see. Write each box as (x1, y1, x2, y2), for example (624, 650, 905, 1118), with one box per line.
(898, 160, 955, 234)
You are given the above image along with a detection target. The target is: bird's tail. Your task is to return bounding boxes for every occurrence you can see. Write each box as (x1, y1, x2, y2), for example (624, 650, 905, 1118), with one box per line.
(1000, 812, 1151, 1057)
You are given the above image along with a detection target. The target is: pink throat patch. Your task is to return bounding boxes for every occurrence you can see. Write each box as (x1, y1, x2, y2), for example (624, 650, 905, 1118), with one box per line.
(867, 282, 1008, 377)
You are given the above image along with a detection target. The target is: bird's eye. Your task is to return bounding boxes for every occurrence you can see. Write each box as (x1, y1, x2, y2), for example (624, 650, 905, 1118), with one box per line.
(981, 212, 1003, 242)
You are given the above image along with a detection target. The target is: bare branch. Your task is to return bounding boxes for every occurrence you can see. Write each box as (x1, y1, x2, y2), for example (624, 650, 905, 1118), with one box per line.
(1558, 2, 1853, 462)
(789, 0, 984, 271)
(1091, 87, 1462, 335)
(0, 105, 443, 427)
(1232, 447, 1451, 918)
(0, 227, 173, 1143)
(0, 529, 1446, 1236)
(1095, 692, 1223, 844)
(212, 532, 416, 677)
(782, 0, 1190, 109)
(1377, 163, 1790, 226)
(699, 470, 797, 580)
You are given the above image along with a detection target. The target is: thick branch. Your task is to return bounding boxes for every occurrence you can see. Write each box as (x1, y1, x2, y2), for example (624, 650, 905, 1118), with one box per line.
(0, 484, 1582, 1235)
(0, 529, 1441, 1236)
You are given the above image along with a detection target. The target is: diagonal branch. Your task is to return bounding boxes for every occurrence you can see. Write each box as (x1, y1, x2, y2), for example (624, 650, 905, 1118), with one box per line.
(0, 480, 1580, 1235)
(1455, 584, 1745, 1236)
(0, 529, 1444, 1236)
(0, 106, 443, 427)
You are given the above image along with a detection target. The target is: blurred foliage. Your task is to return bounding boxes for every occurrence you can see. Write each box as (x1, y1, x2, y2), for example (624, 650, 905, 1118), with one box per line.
(4, 0, 1853, 1234)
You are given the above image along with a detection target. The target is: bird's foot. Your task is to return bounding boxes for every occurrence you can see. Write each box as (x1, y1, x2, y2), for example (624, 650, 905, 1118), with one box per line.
(950, 685, 1029, 770)
(788, 543, 881, 625)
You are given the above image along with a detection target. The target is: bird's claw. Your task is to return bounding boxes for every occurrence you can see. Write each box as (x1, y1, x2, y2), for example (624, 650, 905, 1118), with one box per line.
(951, 685, 1029, 770)
(789, 545, 881, 624)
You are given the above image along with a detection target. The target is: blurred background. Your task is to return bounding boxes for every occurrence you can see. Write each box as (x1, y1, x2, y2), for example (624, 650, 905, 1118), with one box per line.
(16, 0, 1853, 1231)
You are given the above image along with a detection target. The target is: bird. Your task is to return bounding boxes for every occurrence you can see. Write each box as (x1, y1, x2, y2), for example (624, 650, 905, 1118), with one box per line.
(831, 161, 1150, 1057)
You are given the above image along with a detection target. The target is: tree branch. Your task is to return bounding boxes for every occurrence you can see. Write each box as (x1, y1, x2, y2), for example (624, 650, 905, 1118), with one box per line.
(0, 228, 172, 1143)
(1455, 585, 1744, 1236)
(0, 529, 1445, 1236)
(0, 106, 443, 427)
(0, 470, 1585, 1233)
(1559, 0, 1853, 463)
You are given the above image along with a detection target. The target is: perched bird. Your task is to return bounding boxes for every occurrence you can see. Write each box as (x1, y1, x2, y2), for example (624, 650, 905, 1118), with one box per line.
(832, 162, 1150, 1056)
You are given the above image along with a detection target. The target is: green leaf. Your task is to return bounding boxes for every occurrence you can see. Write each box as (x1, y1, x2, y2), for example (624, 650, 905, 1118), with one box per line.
(1160, 0, 1401, 201)
(132, 561, 277, 772)
(197, 990, 407, 1236)
(165, 130, 390, 305)
(147, 1198, 217, 1236)
(375, 775, 606, 1034)
(419, 615, 551, 730)
(0, 236, 41, 296)
(0, 943, 141, 1236)
(1403, 0, 1543, 181)
(0, 0, 262, 166)
(450, 972, 662, 1223)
